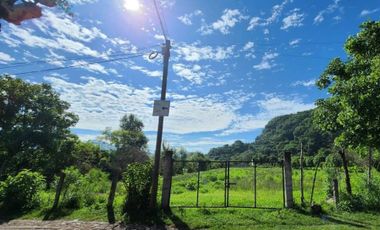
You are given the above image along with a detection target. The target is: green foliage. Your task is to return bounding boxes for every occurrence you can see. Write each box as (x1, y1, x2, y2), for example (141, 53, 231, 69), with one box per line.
(0, 169, 45, 212)
(0, 76, 78, 180)
(314, 21, 380, 150)
(208, 140, 249, 160)
(338, 177, 380, 212)
(102, 114, 149, 173)
(337, 193, 365, 212)
(57, 167, 110, 210)
(60, 167, 84, 209)
(122, 162, 152, 221)
(242, 110, 334, 164)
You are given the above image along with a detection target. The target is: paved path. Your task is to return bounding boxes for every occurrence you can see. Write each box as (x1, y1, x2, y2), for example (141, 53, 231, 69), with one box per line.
(0, 220, 171, 230)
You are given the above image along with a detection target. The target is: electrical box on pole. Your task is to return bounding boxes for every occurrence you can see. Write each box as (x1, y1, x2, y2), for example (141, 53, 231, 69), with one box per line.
(152, 100, 170, 117)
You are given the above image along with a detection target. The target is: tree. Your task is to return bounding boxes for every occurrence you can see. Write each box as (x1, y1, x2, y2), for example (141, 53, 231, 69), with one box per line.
(102, 114, 149, 224)
(314, 21, 380, 192)
(0, 75, 78, 179)
(0, 0, 71, 25)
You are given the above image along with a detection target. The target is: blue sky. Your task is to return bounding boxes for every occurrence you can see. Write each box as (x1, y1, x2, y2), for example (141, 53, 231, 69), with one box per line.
(1, 0, 379, 153)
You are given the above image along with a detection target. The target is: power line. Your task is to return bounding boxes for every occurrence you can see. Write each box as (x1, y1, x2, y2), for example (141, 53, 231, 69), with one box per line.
(152, 0, 168, 40)
(0, 44, 160, 70)
(9, 53, 146, 76)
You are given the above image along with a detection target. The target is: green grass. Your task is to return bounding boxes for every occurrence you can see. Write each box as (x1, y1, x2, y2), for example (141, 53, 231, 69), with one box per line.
(171, 167, 326, 208)
(8, 166, 380, 229)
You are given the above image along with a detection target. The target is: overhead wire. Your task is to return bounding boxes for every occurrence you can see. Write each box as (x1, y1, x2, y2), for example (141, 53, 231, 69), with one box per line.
(10, 52, 147, 76)
(152, 0, 168, 40)
(0, 44, 160, 70)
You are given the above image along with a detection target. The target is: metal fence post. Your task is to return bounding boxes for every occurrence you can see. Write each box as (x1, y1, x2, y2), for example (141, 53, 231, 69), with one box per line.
(161, 150, 173, 210)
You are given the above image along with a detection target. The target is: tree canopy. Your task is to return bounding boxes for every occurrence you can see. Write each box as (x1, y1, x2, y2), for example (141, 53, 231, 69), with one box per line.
(0, 75, 78, 179)
(314, 21, 380, 149)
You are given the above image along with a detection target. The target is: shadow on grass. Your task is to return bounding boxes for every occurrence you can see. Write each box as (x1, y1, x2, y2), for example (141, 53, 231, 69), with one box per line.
(291, 205, 369, 229)
(163, 208, 191, 230)
(326, 215, 368, 228)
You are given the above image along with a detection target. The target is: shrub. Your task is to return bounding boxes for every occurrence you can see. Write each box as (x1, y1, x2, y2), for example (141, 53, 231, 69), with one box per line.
(185, 181, 197, 191)
(363, 179, 380, 211)
(0, 170, 45, 212)
(122, 162, 152, 221)
(60, 167, 84, 209)
(337, 193, 365, 212)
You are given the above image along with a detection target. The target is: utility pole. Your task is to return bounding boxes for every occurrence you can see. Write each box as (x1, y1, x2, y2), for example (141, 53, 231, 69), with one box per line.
(149, 39, 171, 209)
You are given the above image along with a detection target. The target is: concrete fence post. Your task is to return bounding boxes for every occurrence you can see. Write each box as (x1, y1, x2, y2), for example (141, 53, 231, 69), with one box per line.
(161, 150, 174, 210)
(284, 151, 294, 208)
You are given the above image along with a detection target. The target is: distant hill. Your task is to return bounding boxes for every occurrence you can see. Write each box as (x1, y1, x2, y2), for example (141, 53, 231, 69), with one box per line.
(207, 110, 335, 163)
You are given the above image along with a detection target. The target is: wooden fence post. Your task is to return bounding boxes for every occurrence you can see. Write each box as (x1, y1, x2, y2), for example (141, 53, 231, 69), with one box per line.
(333, 179, 339, 207)
(284, 152, 294, 208)
(161, 150, 173, 210)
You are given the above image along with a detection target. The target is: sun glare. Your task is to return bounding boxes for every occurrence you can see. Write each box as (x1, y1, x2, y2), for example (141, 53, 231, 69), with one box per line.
(123, 0, 141, 11)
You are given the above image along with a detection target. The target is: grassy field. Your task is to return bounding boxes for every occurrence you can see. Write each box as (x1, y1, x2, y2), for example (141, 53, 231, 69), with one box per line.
(170, 165, 371, 208)
(14, 165, 380, 229)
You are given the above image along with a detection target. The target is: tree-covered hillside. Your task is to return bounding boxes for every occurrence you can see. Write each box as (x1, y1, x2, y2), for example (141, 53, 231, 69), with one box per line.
(208, 110, 335, 164)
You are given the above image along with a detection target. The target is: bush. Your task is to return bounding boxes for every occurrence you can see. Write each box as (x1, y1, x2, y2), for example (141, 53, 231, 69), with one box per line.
(337, 193, 365, 212)
(185, 181, 197, 191)
(0, 170, 45, 212)
(122, 162, 152, 221)
(363, 179, 380, 211)
(59, 167, 84, 209)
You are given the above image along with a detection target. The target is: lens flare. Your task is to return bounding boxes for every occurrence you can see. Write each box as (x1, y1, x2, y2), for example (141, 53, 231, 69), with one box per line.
(123, 0, 141, 11)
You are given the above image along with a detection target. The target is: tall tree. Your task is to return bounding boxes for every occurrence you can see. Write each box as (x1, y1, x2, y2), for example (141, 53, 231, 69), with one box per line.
(314, 21, 380, 192)
(103, 114, 149, 223)
(0, 75, 78, 179)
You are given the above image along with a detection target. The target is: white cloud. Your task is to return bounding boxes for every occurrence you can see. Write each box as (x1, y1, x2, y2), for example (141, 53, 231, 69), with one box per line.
(241, 42, 255, 59)
(289, 38, 301, 47)
(129, 65, 162, 77)
(200, 9, 248, 35)
(173, 42, 235, 62)
(243, 42, 254, 51)
(178, 10, 202, 25)
(314, 0, 341, 24)
(247, 0, 292, 30)
(281, 9, 304, 30)
(172, 63, 205, 84)
(360, 8, 380, 17)
(292, 79, 316, 87)
(0, 52, 15, 63)
(253, 52, 279, 70)
(159, 0, 176, 8)
(68, 0, 98, 4)
(34, 10, 107, 42)
(221, 95, 314, 135)
(44, 77, 253, 134)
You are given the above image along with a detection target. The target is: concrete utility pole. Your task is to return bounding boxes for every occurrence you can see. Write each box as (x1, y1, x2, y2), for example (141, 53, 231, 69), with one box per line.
(149, 39, 171, 209)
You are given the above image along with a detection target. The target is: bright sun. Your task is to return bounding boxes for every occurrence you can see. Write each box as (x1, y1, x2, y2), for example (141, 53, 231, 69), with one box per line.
(123, 0, 141, 11)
